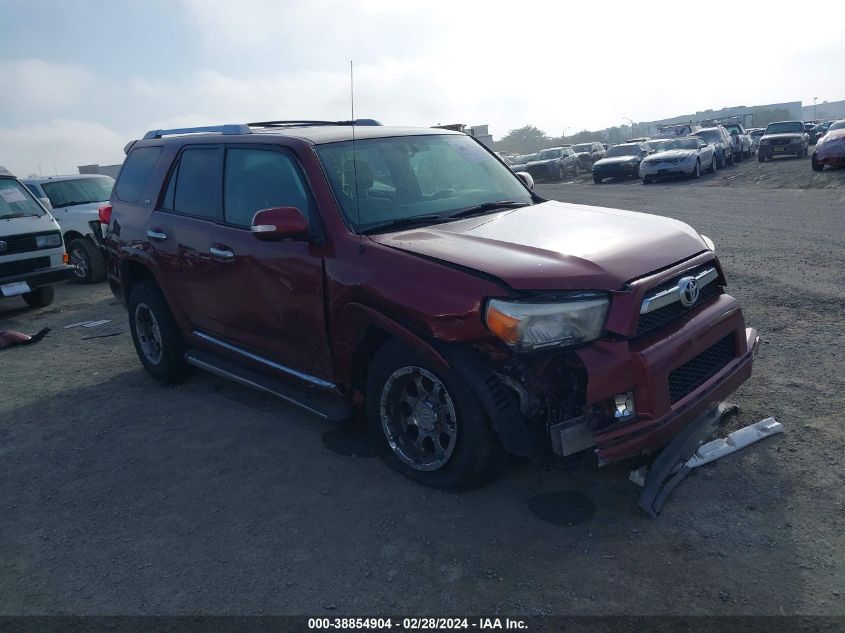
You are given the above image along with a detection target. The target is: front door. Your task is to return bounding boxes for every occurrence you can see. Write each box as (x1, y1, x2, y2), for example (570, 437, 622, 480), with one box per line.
(210, 145, 332, 379)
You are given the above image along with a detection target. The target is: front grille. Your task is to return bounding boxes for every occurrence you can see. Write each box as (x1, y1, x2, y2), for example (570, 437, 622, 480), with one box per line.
(0, 256, 51, 278)
(0, 231, 60, 255)
(636, 282, 720, 337)
(668, 334, 736, 403)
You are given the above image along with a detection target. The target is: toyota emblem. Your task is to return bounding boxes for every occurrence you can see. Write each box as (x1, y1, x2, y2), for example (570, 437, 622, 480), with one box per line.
(678, 276, 700, 307)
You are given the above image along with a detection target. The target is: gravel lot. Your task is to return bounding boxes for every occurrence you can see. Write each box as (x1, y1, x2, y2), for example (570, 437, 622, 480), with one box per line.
(1, 153, 843, 616)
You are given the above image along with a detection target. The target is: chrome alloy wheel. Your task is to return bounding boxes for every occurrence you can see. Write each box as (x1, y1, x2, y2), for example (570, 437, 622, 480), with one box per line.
(69, 247, 89, 279)
(134, 302, 163, 364)
(379, 366, 458, 471)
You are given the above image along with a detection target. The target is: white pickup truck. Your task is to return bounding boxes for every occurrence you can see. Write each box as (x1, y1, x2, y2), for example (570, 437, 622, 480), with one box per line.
(1, 168, 74, 307)
(23, 174, 113, 284)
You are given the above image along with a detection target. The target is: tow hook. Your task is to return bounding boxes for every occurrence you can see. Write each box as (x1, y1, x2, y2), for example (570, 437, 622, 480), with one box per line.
(633, 402, 783, 517)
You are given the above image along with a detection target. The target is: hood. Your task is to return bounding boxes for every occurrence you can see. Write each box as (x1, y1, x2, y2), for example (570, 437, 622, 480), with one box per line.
(762, 133, 803, 141)
(593, 155, 640, 166)
(368, 200, 708, 290)
(646, 149, 695, 160)
(51, 201, 105, 214)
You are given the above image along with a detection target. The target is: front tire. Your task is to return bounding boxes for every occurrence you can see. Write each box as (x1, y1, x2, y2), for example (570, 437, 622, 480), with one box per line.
(22, 285, 54, 308)
(366, 340, 500, 490)
(593, 175, 602, 184)
(709, 156, 717, 173)
(128, 281, 187, 383)
(557, 165, 565, 181)
(812, 154, 823, 171)
(67, 237, 106, 284)
(758, 153, 766, 162)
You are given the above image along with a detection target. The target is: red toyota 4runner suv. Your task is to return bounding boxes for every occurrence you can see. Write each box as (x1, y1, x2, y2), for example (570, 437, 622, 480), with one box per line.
(103, 121, 759, 489)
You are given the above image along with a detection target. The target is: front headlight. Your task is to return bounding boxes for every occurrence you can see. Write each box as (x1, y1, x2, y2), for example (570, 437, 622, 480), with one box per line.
(701, 234, 715, 251)
(760, 139, 770, 146)
(36, 233, 62, 248)
(485, 296, 609, 351)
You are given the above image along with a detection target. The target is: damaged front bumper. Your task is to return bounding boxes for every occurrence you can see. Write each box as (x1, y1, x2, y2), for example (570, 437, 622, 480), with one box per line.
(552, 294, 759, 464)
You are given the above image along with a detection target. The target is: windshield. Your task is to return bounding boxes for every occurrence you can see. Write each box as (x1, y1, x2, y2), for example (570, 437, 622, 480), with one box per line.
(572, 144, 592, 152)
(675, 139, 700, 150)
(533, 149, 560, 160)
(0, 178, 46, 219)
(765, 122, 803, 135)
(695, 130, 722, 144)
(514, 154, 535, 163)
(41, 176, 114, 208)
(645, 140, 674, 152)
(316, 134, 533, 233)
(605, 144, 640, 157)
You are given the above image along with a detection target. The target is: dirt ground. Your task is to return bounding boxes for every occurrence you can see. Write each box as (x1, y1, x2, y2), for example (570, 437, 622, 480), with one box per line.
(1, 152, 843, 616)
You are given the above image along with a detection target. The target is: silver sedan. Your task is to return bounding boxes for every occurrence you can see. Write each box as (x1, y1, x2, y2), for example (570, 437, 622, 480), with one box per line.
(640, 137, 717, 183)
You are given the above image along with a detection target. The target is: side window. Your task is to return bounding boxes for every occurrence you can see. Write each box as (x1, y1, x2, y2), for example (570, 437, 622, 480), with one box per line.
(25, 184, 41, 197)
(223, 148, 311, 228)
(169, 148, 220, 219)
(116, 146, 162, 203)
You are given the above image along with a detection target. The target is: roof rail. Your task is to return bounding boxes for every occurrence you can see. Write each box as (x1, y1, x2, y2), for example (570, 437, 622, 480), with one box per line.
(142, 124, 253, 140)
(247, 119, 382, 128)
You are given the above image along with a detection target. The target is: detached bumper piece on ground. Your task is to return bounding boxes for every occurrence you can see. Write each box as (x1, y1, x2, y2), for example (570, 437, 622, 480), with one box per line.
(635, 403, 783, 517)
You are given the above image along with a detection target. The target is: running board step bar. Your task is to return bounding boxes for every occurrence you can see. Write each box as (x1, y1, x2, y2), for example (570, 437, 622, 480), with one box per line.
(184, 349, 352, 422)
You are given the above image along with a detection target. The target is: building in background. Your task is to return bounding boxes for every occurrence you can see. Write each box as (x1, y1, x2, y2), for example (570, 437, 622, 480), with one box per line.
(802, 99, 845, 121)
(78, 163, 121, 179)
(433, 123, 494, 148)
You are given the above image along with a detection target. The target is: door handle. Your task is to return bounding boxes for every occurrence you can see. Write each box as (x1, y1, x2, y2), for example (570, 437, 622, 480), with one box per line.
(209, 245, 235, 261)
(147, 229, 167, 241)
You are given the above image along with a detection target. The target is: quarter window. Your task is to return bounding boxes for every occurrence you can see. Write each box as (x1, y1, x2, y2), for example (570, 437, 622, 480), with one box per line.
(223, 148, 311, 227)
(166, 148, 220, 219)
(116, 146, 162, 203)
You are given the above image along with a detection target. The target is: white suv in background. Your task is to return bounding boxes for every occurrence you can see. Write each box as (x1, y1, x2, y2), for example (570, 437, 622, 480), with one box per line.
(1, 168, 73, 307)
(23, 174, 113, 284)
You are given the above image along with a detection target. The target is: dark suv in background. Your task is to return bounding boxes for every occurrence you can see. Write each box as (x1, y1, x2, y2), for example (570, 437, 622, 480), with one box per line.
(103, 121, 758, 490)
(758, 120, 809, 161)
(571, 142, 606, 170)
(523, 146, 580, 180)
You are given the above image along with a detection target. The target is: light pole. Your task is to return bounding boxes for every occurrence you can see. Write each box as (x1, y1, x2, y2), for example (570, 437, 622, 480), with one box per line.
(813, 97, 818, 120)
(623, 117, 634, 140)
(562, 127, 570, 143)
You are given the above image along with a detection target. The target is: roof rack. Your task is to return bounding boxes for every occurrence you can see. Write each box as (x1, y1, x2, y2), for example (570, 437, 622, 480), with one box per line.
(142, 124, 253, 140)
(247, 119, 382, 128)
(140, 119, 383, 141)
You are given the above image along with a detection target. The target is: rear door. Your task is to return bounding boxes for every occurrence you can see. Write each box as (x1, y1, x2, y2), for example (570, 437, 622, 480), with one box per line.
(145, 144, 230, 336)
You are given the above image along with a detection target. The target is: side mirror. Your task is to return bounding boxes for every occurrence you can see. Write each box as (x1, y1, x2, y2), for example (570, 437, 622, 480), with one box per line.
(251, 206, 309, 241)
(515, 171, 535, 190)
(39, 197, 53, 211)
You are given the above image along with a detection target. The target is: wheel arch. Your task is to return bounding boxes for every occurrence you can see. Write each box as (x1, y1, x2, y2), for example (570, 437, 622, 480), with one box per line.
(63, 230, 85, 246)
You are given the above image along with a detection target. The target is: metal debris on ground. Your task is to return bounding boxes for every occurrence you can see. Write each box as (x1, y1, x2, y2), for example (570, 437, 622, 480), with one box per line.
(64, 320, 112, 329)
(81, 330, 124, 341)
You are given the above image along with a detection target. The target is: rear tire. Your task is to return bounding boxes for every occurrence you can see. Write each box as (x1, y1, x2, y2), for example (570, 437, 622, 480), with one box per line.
(22, 285, 54, 308)
(691, 159, 701, 179)
(67, 237, 106, 284)
(642, 177, 652, 184)
(727, 151, 734, 166)
(593, 175, 602, 184)
(758, 153, 766, 162)
(557, 165, 565, 181)
(718, 152, 726, 168)
(709, 156, 717, 173)
(128, 281, 188, 383)
(366, 340, 501, 490)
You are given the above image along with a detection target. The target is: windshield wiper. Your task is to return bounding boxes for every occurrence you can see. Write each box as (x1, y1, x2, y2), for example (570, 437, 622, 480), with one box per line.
(0, 213, 41, 220)
(447, 200, 530, 219)
(56, 200, 93, 207)
(360, 215, 451, 235)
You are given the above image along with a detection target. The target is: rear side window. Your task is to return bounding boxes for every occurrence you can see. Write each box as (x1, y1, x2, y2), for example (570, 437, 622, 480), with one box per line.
(116, 146, 162, 203)
(223, 148, 311, 227)
(163, 148, 221, 219)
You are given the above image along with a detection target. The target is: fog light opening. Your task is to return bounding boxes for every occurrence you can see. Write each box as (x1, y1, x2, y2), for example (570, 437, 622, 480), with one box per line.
(614, 391, 635, 421)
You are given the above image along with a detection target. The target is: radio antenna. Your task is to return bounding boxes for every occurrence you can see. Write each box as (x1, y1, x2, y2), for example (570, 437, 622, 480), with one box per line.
(350, 60, 362, 233)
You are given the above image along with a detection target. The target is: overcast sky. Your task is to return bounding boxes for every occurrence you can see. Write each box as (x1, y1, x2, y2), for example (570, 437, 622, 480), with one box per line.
(1, 0, 843, 176)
